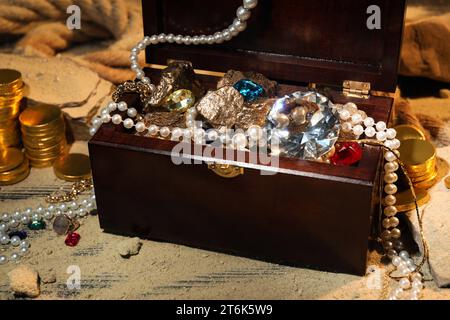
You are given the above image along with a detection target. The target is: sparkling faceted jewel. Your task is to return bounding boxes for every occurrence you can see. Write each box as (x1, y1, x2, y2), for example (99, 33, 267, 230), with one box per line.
(28, 219, 46, 230)
(330, 142, 363, 166)
(266, 91, 340, 160)
(233, 79, 265, 102)
(65, 232, 80, 247)
(163, 89, 195, 113)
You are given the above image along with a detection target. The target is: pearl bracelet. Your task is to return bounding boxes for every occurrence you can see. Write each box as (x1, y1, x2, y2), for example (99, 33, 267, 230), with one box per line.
(0, 192, 96, 265)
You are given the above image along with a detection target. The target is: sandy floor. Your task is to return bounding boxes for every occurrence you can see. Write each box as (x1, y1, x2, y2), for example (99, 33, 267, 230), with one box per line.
(0, 209, 449, 300)
(1, 1, 450, 300)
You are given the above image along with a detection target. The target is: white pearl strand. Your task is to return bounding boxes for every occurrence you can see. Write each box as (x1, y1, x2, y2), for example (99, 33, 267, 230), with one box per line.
(90, 0, 259, 139)
(336, 103, 423, 300)
(129, 0, 258, 83)
(0, 192, 96, 265)
(91, 100, 266, 151)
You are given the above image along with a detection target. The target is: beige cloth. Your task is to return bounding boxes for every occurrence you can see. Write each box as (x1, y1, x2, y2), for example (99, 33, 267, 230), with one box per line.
(1, 1, 450, 84)
(400, 13, 450, 83)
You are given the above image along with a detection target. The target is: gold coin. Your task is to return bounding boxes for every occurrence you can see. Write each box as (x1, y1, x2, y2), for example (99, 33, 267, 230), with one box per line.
(410, 168, 437, 183)
(53, 153, 92, 182)
(395, 188, 430, 212)
(19, 104, 62, 129)
(0, 169, 30, 185)
(0, 158, 29, 178)
(414, 175, 438, 189)
(394, 125, 426, 141)
(406, 159, 437, 178)
(0, 134, 20, 148)
(23, 138, 65, 150)
(399, 139, 436, 168)
(21, 119, 64, 134)
(0, 147, 24, 172)
(0, 69, 23, 94)
(0, 118, 18, 129)
(24, 138, 66, 151)
(28, 158, 56, 168)
(445, 176, 450, 189)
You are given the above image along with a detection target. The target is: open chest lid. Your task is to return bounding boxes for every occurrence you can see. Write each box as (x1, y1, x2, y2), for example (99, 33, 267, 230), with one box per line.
(142, 0, 406, 93)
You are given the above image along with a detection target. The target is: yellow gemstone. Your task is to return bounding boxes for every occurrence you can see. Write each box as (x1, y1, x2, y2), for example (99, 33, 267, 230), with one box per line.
(163, 89, 195, 113)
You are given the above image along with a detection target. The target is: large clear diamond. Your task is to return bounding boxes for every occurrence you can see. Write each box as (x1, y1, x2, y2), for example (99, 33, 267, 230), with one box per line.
(266, 91, 340, 160)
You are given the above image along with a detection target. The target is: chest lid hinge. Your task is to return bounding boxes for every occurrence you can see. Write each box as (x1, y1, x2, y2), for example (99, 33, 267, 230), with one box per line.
(343, 80, 371, 99)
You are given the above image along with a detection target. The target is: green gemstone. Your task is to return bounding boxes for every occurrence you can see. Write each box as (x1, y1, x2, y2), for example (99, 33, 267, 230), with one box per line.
(28, 220, 46, 230)
(163, 89, 195, 113)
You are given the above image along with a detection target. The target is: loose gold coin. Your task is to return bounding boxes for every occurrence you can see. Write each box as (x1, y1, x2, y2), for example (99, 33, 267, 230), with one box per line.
(0, 148, 24, 172)
(399, 139, 436, 171)
(394, 125, 426, 141)
(395, 188, 430, 212)
(19, 104, 62, 129)
(53, 153, 92, 182)
(445, 176, 450, 189)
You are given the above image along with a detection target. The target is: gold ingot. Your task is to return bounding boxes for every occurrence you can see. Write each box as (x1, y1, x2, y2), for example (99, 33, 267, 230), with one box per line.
(19, 104, 62, 129)
(0, 148, 24, 172)
(394, 124, 426, 141)
(395, 188, 430, 212)
(399, 139, 436, 170)
(53, 153, 92, 182)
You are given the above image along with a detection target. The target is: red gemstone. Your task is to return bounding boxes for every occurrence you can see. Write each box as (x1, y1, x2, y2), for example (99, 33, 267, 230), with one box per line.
(330, 142, 363, 166)
(65, 232, 80, 247)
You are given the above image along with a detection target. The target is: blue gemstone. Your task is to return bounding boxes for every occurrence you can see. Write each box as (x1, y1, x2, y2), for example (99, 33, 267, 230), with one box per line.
(233, 79, 265, 102)
(9, 230, 27, 240)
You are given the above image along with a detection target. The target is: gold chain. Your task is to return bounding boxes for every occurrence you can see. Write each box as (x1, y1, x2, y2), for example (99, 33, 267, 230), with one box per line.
(45, 179, 93, 203)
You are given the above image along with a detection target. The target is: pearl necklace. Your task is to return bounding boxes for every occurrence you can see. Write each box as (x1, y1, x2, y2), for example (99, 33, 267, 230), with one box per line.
(88, 0, 425, 299)
(0, 192, 96, 265)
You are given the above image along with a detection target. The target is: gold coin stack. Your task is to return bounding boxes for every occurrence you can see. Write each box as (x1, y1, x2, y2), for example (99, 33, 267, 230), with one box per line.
(0, 147, 30, 185)
(397, 135, 438, 190)
(0, 69, 24, 147)
(19, 104, 67, 168)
